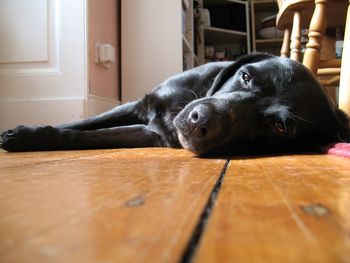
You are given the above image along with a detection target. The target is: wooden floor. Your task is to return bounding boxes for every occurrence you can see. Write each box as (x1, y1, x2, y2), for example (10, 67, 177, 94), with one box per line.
(0, 148, 350, 263)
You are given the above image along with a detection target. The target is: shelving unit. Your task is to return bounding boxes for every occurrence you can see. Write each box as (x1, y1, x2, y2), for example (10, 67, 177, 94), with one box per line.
(250, 0, 282, 55)
(197, 0, 251, 64)
(182, 0, 199, 70)
(203, 26, 248, 44)
(121, 0, 282, 99)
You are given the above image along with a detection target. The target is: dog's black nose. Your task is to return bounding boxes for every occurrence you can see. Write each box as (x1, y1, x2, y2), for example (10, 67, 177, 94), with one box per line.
(190, 110, 199, 122)
(188, 105, 209, 138)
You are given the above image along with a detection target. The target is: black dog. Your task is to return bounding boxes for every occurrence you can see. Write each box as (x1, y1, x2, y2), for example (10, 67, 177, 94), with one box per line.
(2, 53, 349, 155)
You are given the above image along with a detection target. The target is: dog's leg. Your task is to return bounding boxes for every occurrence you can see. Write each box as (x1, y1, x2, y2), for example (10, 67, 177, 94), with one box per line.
(2, 124, 163, 152)
(56, 101, 143, 130)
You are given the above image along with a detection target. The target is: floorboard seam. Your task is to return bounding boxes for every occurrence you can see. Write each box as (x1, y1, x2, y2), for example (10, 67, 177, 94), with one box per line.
(179, 159, 230, 263)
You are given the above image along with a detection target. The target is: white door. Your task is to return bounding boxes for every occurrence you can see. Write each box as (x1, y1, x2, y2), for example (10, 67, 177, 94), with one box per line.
(0, 0, 87, 131)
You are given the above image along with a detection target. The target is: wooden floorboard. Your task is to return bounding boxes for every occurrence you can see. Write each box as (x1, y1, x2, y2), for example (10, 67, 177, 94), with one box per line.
(1, 149, 350, 263)
(194, 154, 350, 263)
(0, 149, 120, 169)
(0, 148, 226, 263)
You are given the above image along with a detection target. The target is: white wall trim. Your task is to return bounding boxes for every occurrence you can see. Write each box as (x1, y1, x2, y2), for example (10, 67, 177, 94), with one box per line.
(0, 95, 121, 130)
(86, 94, 120, 117)
(0, 98, 85, 130)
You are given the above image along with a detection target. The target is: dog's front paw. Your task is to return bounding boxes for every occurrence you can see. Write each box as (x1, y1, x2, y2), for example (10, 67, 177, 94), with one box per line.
(1, 125, 58, 152)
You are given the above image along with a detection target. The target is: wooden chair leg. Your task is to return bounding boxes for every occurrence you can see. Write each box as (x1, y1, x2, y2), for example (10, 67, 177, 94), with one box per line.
(290, 11, 302, 61)
(303, 0, 329, 75)
(281, 28, 291, 58)
(339, 1, 350, 115)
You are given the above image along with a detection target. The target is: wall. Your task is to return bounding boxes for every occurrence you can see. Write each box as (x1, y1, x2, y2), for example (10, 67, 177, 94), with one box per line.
(88, 0, 119, 101)
(121, 0, 183, 103)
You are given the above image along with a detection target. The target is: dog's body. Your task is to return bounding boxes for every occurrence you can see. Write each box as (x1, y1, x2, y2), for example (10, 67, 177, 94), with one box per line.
(2, 54, 349, 155)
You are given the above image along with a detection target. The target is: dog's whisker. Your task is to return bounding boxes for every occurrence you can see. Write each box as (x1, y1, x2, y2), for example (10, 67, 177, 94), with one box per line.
(290, 114, 312, 123)
(170, 109, 179, 113)
(169, 110, 182, 115)
(178, 98, 193, 106)
(184, 88, 199, 100)
(169, 106, 186, 112)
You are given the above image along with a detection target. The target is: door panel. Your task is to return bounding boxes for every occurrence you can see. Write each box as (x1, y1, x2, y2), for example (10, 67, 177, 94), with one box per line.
(0, 0, 48, 63)
(0, 0, 87, 131)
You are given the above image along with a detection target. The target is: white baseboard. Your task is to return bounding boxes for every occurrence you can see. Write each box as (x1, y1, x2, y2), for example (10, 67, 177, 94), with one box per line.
(86, 94, 121, 117)
(0, 96, 121, 131)
(0, 98, 85, 131)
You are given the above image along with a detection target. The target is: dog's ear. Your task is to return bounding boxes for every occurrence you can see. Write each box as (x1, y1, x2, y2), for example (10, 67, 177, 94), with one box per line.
(207, 53, 275, 96)
(333, 108, 350, 141)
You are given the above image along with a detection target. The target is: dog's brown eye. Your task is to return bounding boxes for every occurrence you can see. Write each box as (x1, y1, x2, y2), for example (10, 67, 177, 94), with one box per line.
(273, 122, 286, 134)
(242, 72, 251, 85)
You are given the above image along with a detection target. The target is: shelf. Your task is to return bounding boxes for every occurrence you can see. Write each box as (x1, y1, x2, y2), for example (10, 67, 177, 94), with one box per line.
(182, 35, 199, 62)
(251, 0, 281, 54)
(253, 0, 279, 12)
(182, 35, 193, 53)
(204, 0, 248, 6)
(203, 26, 247, 45)
(182, 35, 199, 67)
(182, 0, 190, 9)
(255, 38, 283, 43)
(255, 38, 283, 49)
(196, 0, 250, 64)
(193, 54, 200, 65)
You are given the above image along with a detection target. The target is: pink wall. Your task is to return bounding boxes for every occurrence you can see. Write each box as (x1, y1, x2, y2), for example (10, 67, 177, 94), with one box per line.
(89, 0, 119, 100)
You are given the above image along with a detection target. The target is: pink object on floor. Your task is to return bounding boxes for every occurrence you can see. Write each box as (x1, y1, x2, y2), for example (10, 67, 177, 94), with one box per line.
(324, 143, 350, 158)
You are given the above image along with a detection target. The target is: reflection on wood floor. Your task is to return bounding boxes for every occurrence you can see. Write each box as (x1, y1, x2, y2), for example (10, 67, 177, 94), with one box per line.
(1, 148, 349, 263)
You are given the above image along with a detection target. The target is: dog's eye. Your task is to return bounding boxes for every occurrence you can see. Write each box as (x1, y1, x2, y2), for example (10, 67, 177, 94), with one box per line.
(273, 121, 286, 134)
(242, 72, 251, 85)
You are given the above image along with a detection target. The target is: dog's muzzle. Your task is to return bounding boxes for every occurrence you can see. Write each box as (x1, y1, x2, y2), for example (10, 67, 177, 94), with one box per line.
(173, 103, 223, 153)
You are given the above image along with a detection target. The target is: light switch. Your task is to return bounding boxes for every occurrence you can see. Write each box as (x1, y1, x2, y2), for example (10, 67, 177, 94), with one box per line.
(95, 43, 115, 68)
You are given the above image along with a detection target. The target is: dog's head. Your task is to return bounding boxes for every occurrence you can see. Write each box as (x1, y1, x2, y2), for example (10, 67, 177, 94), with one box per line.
(174, 53, 350, 155)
